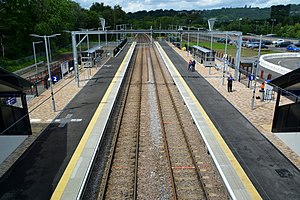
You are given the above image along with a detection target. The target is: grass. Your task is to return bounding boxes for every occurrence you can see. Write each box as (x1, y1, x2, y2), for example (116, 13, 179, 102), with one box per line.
(0, 59, 42, 72)
(184, 41, 281, 58)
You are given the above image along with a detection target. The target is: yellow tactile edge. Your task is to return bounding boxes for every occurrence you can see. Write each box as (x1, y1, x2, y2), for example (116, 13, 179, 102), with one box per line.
(51, 42, 136, 200)
(155, 41, 261, 200)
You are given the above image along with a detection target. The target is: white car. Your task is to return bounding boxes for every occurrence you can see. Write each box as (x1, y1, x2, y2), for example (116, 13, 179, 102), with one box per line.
(272, 39, 284, 45)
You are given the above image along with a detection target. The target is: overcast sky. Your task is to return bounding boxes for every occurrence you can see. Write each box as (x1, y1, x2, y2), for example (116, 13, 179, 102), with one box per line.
(74, 0, 299, 13)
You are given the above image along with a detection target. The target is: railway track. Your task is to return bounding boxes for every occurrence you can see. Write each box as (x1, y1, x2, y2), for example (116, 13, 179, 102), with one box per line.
(100, 38, 145, 199)
(84, 34, 228, 199)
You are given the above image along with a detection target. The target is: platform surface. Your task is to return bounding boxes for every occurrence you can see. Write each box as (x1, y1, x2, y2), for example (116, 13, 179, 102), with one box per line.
(0, 45, 130, 200)
(160, 40, 300, 200)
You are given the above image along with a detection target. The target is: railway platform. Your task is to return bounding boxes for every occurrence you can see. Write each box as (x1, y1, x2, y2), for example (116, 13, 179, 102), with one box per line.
(159, 41, 300, 200)
(0, 44, 131, 199)
(0, 39, 299, 200)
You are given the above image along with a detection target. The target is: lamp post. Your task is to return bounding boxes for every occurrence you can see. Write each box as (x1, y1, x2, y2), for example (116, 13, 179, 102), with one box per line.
(32, 41, 43, 81)
(222, 32, 228, 85)
(197, 28, 199, 46)
(255, 21, 259, 34)
(30, 33, 60, 112)
(271, 19, 276, 34)
(251, 34, 262, 110)
(98, 27, 101, 47)
(47, 37, 52, 62)
(105, 26, 110, 48)
(178, 26, 183, 50)
(239, 18, 242, 30)
(187, 26, 190, 50)
(208, 18, 216, 75)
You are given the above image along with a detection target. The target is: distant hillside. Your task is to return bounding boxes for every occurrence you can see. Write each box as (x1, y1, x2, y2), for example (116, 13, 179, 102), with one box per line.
(127, 4, 300, 21)
(201, 7, 271, 21)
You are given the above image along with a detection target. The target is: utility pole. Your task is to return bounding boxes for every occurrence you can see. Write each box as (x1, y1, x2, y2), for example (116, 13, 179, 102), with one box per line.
(251, 34, 262, 110)
(271, 19, 276, 34)
(30, 33, 61, 112)
(222, 32, 228, 85)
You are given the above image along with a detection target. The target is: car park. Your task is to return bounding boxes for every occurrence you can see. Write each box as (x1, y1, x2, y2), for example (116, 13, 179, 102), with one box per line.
(246, 42, 258, 48)
(246, 42, 268, 49)
(286, 45, 300, 52)
(262, 40, 272, 45)
(217, 38, 231, 43)
(242, 38, 259, 47)
(275, 41, 293, 47)
(272, 39, 284, 45)
(253, 43, 268, 49)
(294, 41, 300, 47)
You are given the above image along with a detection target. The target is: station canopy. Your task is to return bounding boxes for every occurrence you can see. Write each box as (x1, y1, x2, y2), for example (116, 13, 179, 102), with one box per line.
(0, 67, 34, 94)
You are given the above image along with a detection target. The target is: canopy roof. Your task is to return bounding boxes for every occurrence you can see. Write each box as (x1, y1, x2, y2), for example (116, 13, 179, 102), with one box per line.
(0, 67, 34, 93)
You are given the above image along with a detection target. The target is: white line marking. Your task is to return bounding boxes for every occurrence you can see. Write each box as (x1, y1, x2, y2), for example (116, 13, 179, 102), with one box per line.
(30, 119, 41, 122)
(70, 119, 82, 122)
(71, 157, 83, 179)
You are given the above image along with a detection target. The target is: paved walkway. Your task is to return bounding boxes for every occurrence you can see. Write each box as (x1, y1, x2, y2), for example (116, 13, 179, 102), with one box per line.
(0, 43, 299, 180)
(0, 64, 104, 177)
(169, 43, 300, 169)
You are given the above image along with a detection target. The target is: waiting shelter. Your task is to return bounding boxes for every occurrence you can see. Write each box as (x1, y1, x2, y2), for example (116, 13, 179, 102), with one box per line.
(269, 67, 300, 132)
(0, 67, 34, 135)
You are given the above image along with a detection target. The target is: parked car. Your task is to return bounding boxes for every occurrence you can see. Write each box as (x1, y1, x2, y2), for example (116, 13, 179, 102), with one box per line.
(217, 38, 231, 43)
(253, 43, 268, 49)
(262, 40, 272, 45)
(246, 42, 258, 48)
(242, 40, 248, 47)
(272, 39, 284, 45)
(242, 38, 259, 47)
(286, 45, 300, 52)
(246, 42, 268, 49)
(275, 41, 293, 47)
(294, 41, 300, 47)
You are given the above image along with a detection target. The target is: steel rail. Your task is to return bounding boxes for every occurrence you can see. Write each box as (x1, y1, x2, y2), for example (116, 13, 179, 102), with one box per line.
(152, 41, 210, 199)
(149, 40, 178, 200)
(99, 40, 139, 200)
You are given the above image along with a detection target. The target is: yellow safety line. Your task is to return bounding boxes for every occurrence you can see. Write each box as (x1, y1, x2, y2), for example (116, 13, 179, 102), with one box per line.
(51, 43, 135, 199)
(158, 43, 261, 200)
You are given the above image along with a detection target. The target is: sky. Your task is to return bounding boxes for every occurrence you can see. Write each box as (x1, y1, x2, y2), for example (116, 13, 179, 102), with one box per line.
(74, 0, 299, 13)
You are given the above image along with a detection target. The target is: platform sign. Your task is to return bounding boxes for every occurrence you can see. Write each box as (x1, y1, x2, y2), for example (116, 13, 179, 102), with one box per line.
(61, 61, 69, 76)
(6, 97, 17, 105)
(52, 76, 58, 83)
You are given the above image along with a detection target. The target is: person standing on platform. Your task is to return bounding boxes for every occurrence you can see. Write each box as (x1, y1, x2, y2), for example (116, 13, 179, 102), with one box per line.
(188, 60, 192, 71)
(227, 74, 234, 92)
(260, 82, 265, 91)
(260, 82, 265, 100)
(192, 60, 196, 72)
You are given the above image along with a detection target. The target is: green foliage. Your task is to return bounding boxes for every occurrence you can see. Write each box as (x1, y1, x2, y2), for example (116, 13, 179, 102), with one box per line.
(0, 0, 127, 62)
(0, 0, 299, 71)
(202, 7, 271, 21)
